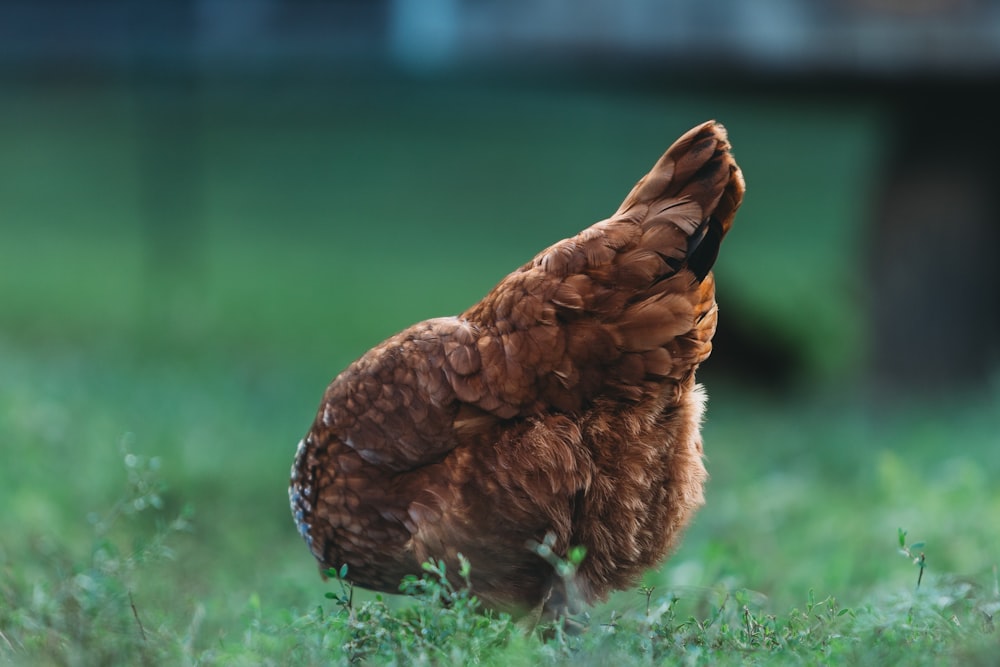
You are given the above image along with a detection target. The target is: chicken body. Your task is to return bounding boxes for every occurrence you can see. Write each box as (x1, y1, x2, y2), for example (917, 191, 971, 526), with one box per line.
(290, 121, 745, 618)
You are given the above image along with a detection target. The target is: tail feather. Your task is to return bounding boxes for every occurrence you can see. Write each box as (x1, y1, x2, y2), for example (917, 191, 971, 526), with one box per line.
(686, 215, 724, 282)
(461, 120, 744, 415)
(616, 120, 745, 285)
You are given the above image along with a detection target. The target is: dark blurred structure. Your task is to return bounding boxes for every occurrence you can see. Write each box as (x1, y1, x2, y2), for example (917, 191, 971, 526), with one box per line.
(4, 0, 998, 394)
(4, 0, 1000, 73)
(868, 90, 1000, 395)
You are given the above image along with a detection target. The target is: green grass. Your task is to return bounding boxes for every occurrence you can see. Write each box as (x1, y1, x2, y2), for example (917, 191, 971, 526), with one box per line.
(2, 76, 998, 664)
(2, 342, 998, 665)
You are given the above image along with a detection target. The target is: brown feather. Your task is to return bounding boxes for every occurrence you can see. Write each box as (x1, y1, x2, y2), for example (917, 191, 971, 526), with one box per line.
(290, 120, 745, 618)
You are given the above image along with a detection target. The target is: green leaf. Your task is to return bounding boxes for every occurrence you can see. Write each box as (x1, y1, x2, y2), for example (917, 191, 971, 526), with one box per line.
(458, 552, 471, 578)
(567, 545, 587, 566)
(898, 528, 907, 548)
(339, 563, 349, 579)
(910, 542, 925, 550)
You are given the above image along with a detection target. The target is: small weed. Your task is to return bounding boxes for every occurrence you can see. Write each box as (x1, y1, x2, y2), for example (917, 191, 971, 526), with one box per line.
(898, 528, 927, 588)
(0, 439, 191, 665)
(323, 563, 354, 611)
(305, 553, 519, 664)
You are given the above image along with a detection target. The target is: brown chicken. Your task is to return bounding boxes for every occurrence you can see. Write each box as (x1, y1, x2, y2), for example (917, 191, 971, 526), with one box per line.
(290, 120, 745, 619)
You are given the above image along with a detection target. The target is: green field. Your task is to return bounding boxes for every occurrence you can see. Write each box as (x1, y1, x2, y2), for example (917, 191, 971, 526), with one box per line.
(1, 75, 997, 664)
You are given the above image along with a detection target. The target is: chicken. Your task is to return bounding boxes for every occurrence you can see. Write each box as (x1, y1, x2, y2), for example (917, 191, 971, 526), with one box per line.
(289, 120, 745, 619)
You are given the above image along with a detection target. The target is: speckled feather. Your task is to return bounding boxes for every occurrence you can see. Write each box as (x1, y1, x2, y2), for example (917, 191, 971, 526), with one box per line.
(290, 120, 745, 617)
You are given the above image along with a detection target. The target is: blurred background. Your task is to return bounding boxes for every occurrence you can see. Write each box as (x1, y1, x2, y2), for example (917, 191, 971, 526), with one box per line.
(2, 0, 999, 648)
(4, 0, 999, 390)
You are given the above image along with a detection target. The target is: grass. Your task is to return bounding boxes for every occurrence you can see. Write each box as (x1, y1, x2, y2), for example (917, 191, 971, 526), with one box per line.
(2, 74, 999, 664)
(3, 334, 998, 665)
